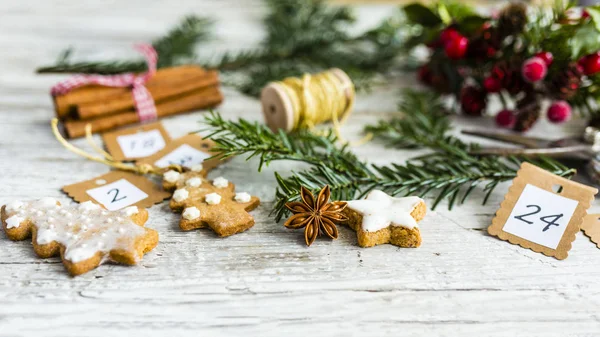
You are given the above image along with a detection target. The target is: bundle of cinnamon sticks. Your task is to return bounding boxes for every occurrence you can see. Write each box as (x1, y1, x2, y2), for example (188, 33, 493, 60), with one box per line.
(53, 65, 223, 138)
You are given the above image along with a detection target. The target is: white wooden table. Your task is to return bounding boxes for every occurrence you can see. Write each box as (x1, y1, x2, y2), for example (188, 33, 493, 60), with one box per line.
(1, 1, 599, 336)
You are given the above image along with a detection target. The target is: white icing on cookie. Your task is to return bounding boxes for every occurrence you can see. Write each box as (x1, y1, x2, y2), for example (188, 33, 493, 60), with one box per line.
(2, 199, 146, 263)
(5, 200, 24, 212)
(212, 177, 228, 188)
(205, 193, 221, 205)
(234, 192, 251, 203)
(346, 190, 423, 232)
(39, 197, 57, 208)
(122, 206, 139, 216)
(182, 207, 201, 220)
(191, 164, 204, 172)
(5, 215, 24, 229)
(163, 170, 181, 183)
(173, 189, 189, 202)
(185, 177, 202, 188)
(79, 201, 101, 212)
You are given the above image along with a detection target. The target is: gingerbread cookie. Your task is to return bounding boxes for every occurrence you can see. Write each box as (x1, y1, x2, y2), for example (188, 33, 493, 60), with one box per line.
(342, 190, 426, 248)
(1, 198, 158, 276)
(163, 170, 260, 236)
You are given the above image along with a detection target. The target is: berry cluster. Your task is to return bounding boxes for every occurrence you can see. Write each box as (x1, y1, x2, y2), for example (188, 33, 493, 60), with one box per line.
(412, 2, 600, 132)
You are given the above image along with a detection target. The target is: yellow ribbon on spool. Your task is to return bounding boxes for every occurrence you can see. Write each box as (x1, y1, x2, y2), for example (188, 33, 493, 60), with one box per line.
(260, 68, 363, 143)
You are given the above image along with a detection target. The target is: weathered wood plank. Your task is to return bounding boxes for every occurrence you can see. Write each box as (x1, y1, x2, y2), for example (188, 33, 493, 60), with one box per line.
(0, 1, 599, 336)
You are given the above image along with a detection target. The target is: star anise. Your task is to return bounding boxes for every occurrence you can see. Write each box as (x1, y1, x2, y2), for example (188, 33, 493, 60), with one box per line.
(284, 185, 348, 246)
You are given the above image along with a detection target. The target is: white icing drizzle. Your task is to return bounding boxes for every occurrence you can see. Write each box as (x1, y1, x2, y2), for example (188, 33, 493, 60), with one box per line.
(346, 190, 423, 232)
(122, 206, 139, 216)
(79, 201, 101, 212)
(39, 197, 58, 208)
(6, 215, 24, 229)
(163, 170, 181, 183)
(234, 192, 251, 203)
(2, 199, 146, 263)
(191, 164, 204, 172)
(205, 193, 221, 205)
(185, 177, 202, 188)
(182, 207, 201, 220)
(173, 189, 189, 202)
(212, 177, 228, 188)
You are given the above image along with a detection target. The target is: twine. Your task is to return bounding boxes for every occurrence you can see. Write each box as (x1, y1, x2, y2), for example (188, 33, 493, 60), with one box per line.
(275, 69, 371, 145)
(51, 118, 182, 176)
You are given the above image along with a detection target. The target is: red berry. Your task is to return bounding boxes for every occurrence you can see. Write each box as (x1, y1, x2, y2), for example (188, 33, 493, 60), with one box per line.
(547, 101, 572, 123)
(440, 28, 460, 45)
(535, 51, 553, 66)
(445, 35, 469, 60)
(582, 10, 590, 19)
(521, 57, 547, 82)
(483, 76, 502, 93)
(579, 52, 600, 75)
(460, 86, 487, 116)
(495, 109, 516, 128)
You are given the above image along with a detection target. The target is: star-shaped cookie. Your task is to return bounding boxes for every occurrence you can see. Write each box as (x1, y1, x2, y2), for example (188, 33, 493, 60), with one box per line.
(342, 190, 426, 248)
(163, 170, 260, 237)
(1, 198, 158, 276)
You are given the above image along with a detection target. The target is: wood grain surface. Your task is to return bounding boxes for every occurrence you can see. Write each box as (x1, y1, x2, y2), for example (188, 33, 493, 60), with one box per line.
(0, 1, 599, 336)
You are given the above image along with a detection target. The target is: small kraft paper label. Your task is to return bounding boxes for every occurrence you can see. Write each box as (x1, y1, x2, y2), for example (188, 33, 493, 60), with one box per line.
(102, 122, 171, 161)
(63, 171, 171, 210)
(136, 134, 223, 172)
(488, 162, 597, 260)
(582, 214, 600, 249)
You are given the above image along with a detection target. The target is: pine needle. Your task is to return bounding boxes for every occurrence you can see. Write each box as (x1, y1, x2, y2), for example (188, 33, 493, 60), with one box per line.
(200, 90, 575, 221)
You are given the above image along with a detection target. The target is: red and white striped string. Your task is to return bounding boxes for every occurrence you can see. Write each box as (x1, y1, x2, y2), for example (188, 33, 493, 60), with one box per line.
(51, 44, 159, 122)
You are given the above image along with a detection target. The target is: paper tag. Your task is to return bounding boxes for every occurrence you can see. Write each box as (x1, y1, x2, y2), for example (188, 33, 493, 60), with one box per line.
(63, 171, 171, 210)
(86, 179, 149, 211)
(488, 162, 597, 260)
(136, 134, 223, 172)
(154, 144, 209, 168)
(102, 122, 171, 161)
(582, 214, 600, 249)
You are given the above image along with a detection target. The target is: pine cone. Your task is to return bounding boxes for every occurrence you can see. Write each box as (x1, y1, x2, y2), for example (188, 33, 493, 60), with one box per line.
(497, 3, 528, 38)
(548, 62, 583, 100)
(513, 96, 540, 132)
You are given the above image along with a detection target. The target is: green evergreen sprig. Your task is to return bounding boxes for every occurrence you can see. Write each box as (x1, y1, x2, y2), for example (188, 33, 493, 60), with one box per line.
(36, 0, 410, 96)
(201, 91, 575, 221)
(36, 16, 213, 74)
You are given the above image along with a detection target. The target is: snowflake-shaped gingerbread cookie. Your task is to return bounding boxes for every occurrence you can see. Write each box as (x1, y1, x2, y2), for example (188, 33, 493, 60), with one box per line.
(343, 190, 426, 248)
(163, 170, 260, 237)
(1, 198, 158, 276)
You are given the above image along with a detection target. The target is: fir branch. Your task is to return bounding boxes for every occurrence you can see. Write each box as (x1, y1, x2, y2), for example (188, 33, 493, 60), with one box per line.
(211, 0, 408, 95)
(200, 91, 575, 221)
(36, 0, 411, 95)
(36, 16, 213, 74)
(200, 111, 371, 177)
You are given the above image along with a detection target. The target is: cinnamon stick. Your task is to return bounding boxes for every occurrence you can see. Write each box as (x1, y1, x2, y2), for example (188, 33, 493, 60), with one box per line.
(76, 70, 220, 120)
(63, 86, 223, 138)
(53, 65, 206, 118)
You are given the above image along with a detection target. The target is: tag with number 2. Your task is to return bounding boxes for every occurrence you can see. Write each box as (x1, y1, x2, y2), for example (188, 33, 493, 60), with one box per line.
(488, 162, 597, 260)
(63, 171, 171, 211)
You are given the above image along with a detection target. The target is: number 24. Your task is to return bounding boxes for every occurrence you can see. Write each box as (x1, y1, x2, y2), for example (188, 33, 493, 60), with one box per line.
(513, 205, 563, 232)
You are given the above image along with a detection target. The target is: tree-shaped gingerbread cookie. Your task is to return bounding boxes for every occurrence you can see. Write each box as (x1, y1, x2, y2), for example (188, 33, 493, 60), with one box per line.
(163, 170, 260, 236)
(1, 198, 158, 276)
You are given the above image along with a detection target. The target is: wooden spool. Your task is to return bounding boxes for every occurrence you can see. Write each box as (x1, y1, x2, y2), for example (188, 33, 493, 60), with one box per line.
(260, 68, 353, 132)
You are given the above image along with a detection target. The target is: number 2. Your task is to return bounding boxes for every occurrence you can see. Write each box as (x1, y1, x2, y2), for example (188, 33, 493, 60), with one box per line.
(107, 188, 127, 203)
(513, 205, 541, 225)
